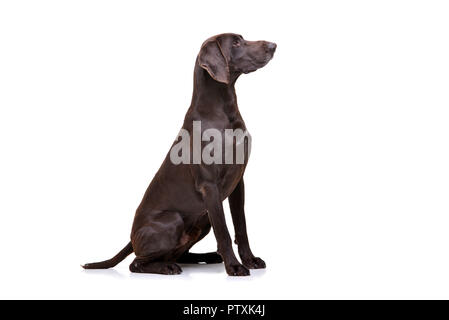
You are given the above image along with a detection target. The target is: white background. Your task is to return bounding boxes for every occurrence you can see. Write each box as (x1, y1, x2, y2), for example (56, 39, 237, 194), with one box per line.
(1, 0, 448, 299)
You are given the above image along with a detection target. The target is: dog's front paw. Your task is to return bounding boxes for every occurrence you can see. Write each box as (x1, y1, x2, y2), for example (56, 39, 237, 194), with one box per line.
(226, 263, 250, 276)
(242, 257, 266, 269)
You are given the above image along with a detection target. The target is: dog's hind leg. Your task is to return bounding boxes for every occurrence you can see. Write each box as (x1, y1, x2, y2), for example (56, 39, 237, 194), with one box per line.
(177, 251, 223, 264)
(130, 210, 185, 275)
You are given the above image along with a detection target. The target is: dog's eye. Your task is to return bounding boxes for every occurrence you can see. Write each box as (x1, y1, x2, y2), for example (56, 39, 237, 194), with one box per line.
(232, 40, 241, 47)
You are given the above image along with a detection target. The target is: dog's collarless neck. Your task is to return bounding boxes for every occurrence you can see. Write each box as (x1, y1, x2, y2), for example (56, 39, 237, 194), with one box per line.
(191, 65, 239, 116)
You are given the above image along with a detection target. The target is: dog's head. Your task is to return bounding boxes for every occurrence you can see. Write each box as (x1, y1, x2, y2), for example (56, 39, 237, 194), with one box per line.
(198, 33, 276, 84)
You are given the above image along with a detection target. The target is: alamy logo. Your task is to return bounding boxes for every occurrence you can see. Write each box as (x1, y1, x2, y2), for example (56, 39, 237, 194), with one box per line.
(170, 121, 252, 165)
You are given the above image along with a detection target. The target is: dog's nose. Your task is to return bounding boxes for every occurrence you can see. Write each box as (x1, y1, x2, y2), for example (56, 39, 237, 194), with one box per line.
(266, 42, 277, 53)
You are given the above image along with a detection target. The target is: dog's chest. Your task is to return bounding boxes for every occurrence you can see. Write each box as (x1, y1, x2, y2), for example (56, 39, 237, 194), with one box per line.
(219, 164, 246, 199)
(220, 118, 250, 196)
(218, 131, 249, 198)
(197, 113, 250, 198)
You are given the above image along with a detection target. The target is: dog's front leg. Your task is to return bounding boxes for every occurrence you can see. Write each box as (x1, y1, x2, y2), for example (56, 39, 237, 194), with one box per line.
(200, 182, 250, 276)
(229, 179, 266, 269)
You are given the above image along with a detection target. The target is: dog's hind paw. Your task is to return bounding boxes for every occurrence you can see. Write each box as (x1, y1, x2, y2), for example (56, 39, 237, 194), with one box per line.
(129, 261, 183, 275)
(242, 257, 266, 269)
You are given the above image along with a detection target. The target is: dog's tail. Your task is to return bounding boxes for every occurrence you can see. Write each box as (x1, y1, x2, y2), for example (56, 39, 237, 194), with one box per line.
(82, 241, 133, 269)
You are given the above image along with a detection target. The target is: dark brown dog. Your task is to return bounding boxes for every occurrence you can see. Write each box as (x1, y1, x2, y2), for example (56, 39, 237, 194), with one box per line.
(83, 33, 276, 276)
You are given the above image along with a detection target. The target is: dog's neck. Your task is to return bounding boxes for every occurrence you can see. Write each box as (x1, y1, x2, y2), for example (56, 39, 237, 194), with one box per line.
(189, 62, 240, 120)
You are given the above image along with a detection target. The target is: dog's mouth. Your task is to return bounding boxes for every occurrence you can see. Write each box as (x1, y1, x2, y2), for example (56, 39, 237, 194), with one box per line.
(264, 53, 275, 64)
(241, 54, 274, 74)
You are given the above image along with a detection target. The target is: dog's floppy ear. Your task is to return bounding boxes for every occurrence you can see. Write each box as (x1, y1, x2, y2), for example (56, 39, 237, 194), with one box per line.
(198, 40, 230, 84)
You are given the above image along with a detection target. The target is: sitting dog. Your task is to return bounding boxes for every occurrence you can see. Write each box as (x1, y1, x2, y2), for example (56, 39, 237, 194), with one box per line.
(83, 33, 276, 276)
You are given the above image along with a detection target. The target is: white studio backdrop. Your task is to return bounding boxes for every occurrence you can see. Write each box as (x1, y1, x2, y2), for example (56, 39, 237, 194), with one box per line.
(0, 0, 448, 299)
